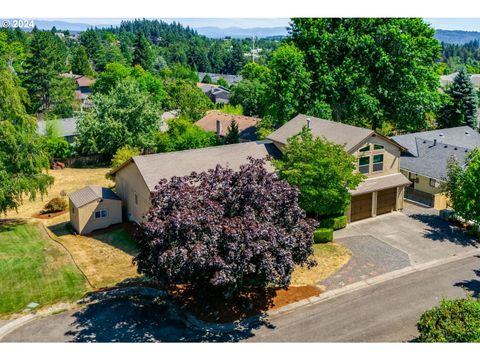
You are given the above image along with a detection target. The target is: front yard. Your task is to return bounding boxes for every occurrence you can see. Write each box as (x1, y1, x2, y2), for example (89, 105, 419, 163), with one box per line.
(0, 221, 86, 317)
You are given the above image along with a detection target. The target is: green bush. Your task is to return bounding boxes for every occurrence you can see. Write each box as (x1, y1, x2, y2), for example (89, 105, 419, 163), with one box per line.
(416, 298, 480, 342)
(42, 197, 68, 214)
(313, 228, 333, 243)
(320, 215, 347, 230)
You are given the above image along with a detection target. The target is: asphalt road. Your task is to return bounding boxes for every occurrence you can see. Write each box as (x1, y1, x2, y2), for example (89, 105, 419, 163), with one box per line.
(2, 255, 479, 342)
(247, 255, 480, 342)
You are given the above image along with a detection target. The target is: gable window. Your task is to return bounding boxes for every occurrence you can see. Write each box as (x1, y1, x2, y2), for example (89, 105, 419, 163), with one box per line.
(372, 154, 384, 172)
(95, 209, 108, 219)
(429, 178, 440, 188)
(373, 144, 384, 150)
(358, 156, 370, 174)
(359, 144, 370, 152)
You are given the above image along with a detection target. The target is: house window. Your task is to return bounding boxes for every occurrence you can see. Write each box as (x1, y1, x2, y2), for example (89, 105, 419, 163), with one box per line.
(359, 144, 370, 152)
(373, 144, 384, 150)
(358, 156, 370, 174)
(372, 154, 384, 172)
(95, 209, 108, 219)
(429, 178, 440, 188)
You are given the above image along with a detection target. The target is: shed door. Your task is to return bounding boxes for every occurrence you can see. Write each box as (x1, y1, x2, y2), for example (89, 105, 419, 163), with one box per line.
(376, 188, 397, 215)
(350, 193, 373, 222)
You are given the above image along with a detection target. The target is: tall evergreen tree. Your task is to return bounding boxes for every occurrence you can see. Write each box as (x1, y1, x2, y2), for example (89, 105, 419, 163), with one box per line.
(224, 40, 246, 74)
(23, 30, 68, 113)
(132, 32, 154, 71)
(444, 68, 478, 128)
(71, 45, 93, 76)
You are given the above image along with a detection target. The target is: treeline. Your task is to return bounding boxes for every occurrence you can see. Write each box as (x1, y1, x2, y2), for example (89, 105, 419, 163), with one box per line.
(440, 40, 480, 74)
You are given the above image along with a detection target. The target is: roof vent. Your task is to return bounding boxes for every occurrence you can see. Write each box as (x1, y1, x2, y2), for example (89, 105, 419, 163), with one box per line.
(465, 149, 469, 153)
(439, 133, 444, 137)
(465, 130, 470, 135)
(444, 145, 448, 148)
(423, 140, 427, 144)
(433, 139, 437, 146)
(454, 147, 458, 150)
(306, 117, 311, 129)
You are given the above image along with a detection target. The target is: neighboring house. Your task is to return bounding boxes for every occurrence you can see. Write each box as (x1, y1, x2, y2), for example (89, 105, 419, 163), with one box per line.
(69, 186, 122, 234)
(198, 72, 243, 86)
(391, 126, 480, 209)
(440, 73, 480, 88)
(267, 115, 411, 223)
(61, 72, 96, 110)
(159, 110, 179, 133)
(109, 142, 281, 223)
(195, 110, 259, 141)
(36, 117, 78, 144)
(197, 83, 230, 104)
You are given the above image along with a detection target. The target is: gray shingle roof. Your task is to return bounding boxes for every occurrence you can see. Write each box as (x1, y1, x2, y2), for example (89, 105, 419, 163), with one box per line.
(351, 173, 411, 196)
(129, 141, 282, 192)
(398, 138, 471, 181)
(391, 126, 480, 157)
(69, 186, 120, 208)
(36, 118, 77, 138)
(267, 114, 374, 152)
(198, 72, 243, 85)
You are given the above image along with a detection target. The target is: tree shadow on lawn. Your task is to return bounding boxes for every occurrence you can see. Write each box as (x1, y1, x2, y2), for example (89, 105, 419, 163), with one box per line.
(48, 221, 138, 256)
(0, 219, 28, 233)
(408, 214, 479, 247)
(454, 257, 480, 298)
(65, 289, 273, 342)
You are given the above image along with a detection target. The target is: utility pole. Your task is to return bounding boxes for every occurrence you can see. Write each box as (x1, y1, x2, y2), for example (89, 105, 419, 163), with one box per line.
(251, 36, 256, 63)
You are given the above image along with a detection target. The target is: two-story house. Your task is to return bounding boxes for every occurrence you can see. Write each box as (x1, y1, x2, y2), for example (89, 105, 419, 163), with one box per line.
(266, 115, 411, 222)
(108, 114, 410, 224)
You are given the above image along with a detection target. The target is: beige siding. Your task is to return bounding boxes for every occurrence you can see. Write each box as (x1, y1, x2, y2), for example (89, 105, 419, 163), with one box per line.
(69, 198, 80, 233)
(114, 162, 151, 223)
(73, 198, 122, 234)
(352, 135, 400, 178)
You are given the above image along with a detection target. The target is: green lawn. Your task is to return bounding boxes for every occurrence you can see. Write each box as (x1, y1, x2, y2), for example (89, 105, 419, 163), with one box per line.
(0, 221, 86, 316)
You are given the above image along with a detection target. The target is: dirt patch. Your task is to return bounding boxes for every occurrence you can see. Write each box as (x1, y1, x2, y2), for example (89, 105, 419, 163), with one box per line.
(290, 243, 352, 286)
(170, 284, 321, 324)
(32, 209, 68, 219)
(1, 167, 113, 219)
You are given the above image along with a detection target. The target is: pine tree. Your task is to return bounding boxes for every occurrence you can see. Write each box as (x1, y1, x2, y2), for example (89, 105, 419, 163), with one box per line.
(71, 45, 93, 76)
(132, 32, 154, 71)
(224, 119, 240, 144)
(447, 68, 478, 128)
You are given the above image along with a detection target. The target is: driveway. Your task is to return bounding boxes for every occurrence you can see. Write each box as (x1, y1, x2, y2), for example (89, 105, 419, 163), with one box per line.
(324, 202, 479, 289)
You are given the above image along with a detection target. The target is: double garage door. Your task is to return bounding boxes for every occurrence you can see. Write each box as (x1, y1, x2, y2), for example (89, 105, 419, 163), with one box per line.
(350, 188, 397, 222)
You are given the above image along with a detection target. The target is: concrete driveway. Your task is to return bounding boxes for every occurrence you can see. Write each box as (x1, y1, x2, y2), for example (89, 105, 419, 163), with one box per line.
(335, 202, 479, 265)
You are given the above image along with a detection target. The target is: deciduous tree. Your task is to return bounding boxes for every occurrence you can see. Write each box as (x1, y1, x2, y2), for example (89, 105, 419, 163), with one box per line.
(273, 127, 365, 217)
(134, 158, 317, 296)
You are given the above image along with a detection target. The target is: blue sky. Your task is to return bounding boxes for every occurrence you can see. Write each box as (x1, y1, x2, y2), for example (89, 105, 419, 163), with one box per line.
(42, 18, 480, 31)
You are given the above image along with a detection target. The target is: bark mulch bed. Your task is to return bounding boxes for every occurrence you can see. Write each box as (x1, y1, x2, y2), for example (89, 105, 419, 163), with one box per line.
(169, 284, 321, 323)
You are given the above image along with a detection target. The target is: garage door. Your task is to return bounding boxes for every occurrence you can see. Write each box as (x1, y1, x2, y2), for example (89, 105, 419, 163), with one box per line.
(376, 188, 397, 215)
(350, 193, 373, 222)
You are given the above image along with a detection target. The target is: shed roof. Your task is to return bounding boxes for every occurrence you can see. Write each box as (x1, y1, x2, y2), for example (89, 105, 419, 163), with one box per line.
(267, 114, 375, 152)
(69, 186, 120, 208)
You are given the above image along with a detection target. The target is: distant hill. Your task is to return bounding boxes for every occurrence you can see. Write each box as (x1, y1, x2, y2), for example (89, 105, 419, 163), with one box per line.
(195, 26, 288, 39)
(435, 29, 480, 44)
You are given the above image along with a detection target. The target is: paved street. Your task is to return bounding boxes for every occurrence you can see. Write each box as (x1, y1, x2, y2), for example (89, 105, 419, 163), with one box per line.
(3, 255, 479, 342)
(247, 255, 480, 342)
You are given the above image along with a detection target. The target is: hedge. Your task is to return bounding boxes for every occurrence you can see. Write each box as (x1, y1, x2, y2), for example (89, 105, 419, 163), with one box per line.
(320, 215, 347, 230)
(314, 228, 333, 243)
(416, 298, 480, 342)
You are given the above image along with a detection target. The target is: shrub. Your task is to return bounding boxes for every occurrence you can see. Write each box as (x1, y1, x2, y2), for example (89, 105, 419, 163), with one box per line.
(111, 145, 141, 169)
(320, 215, 347, 230)
(134, 158, 318, 297)
(42, 197, 68, 214)
(314, 228, 333, 243)
(416, 298, 480, 342)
